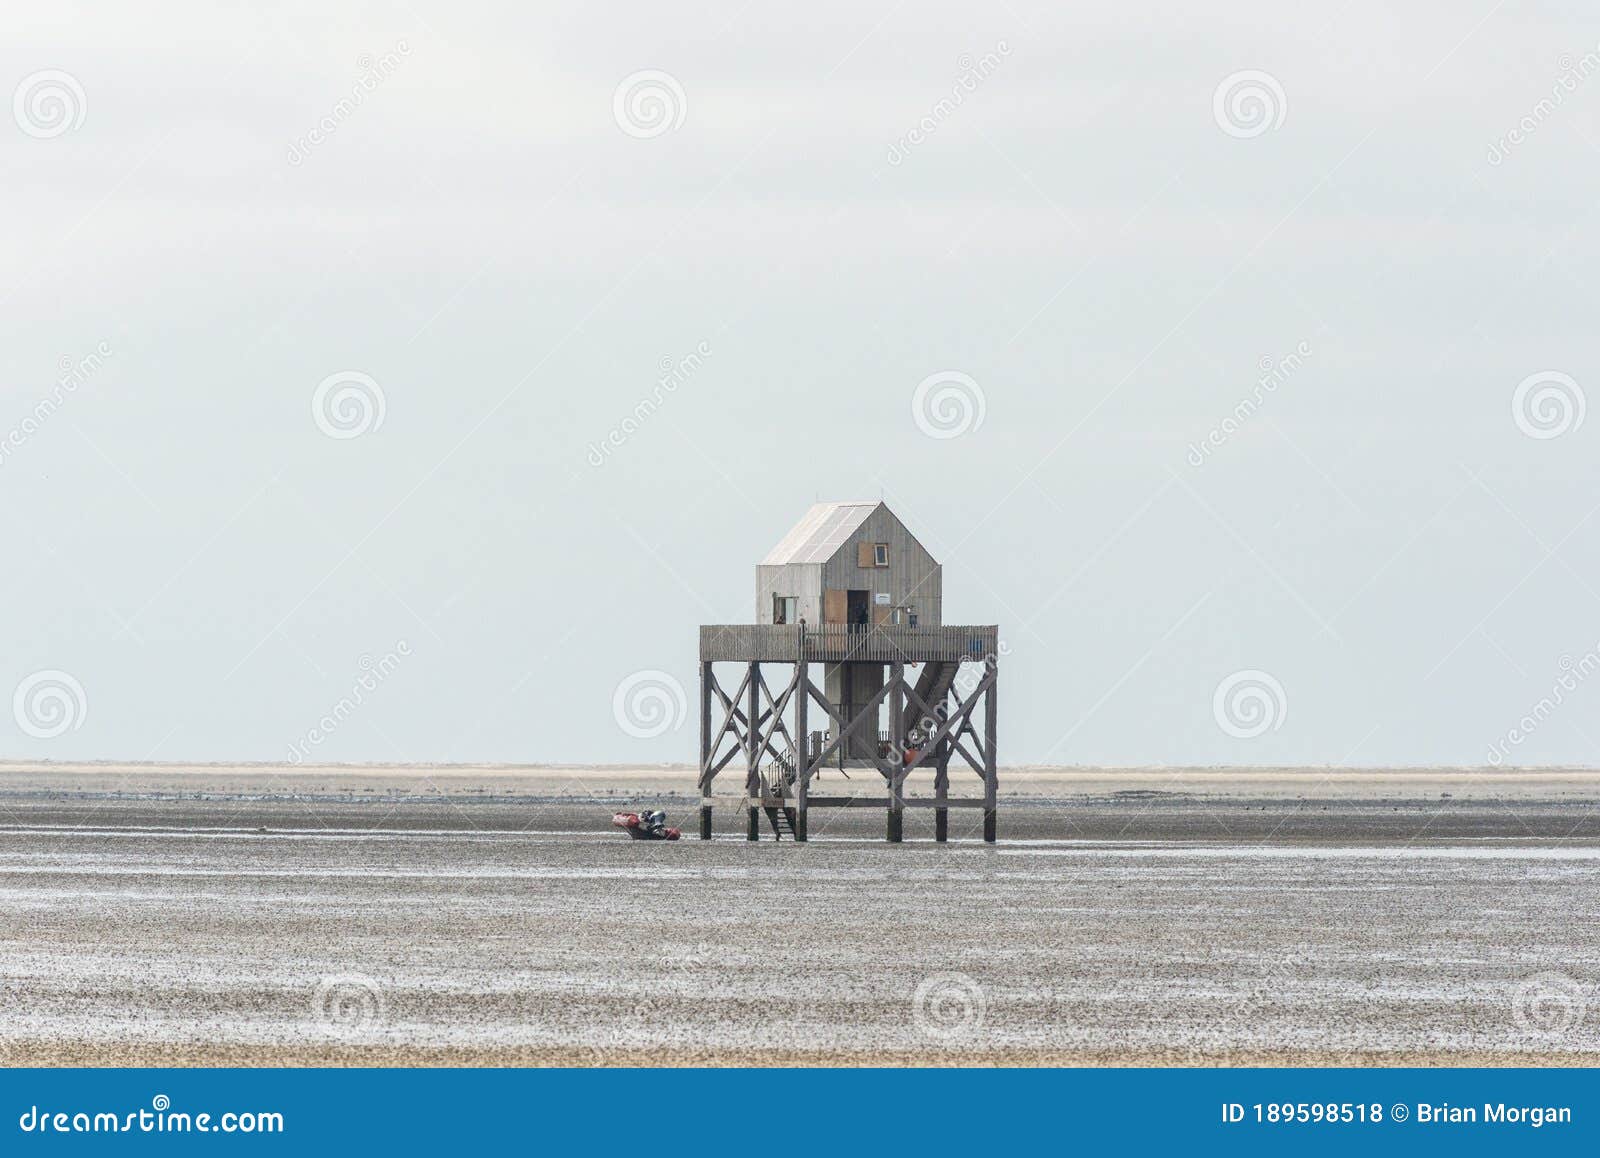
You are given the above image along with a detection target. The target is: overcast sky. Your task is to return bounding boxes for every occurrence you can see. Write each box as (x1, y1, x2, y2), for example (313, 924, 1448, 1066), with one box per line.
(3, 2, 1599, 767)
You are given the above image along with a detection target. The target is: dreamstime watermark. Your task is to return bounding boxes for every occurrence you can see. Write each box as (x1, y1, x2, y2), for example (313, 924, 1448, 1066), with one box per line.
(912, 971, 987, 1040)
(612, 670, 688, 739)
(1187, 341, 1311, 466)
(312, 370, 386, 439)
(13, 670, 87, 740)
(1212, 669, 1286, 739)
(1488, 47, 1600, 166)
(1212, 70, 1287, 139)
(1511, 370, 1584, 440)
(880, 641, 1008, 770)
(1226, 947, 1309, 1020)
(286, 43, 411, 165)
(901, 641, 1007, 741)
(886, 42, 1011, 166)
(310, 973, 387, 1033)
(1148, 946, 1312, 1063)
(13, 69, 86, 138)
(17, 1095, 284, 1135)
(1511, 971, 1586, 1036)
(587, 341, 711, 467)
(613, 70, 686, 138)
(583, 941, 746, 1061)
(1486, 648, 1600, 766)
(286, 642, 411, 765)
(912, 370, 986, 439)
(951, 639, 1009, 700)
(0, 341, 112, 467)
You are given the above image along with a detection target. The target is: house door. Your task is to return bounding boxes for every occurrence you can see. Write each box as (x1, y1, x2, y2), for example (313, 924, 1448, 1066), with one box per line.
(822, 589, 848, 625)
(846, 589, 870, 627)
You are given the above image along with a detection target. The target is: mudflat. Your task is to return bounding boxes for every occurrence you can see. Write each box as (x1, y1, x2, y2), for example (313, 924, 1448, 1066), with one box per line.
(0, 764, 1595, 1066)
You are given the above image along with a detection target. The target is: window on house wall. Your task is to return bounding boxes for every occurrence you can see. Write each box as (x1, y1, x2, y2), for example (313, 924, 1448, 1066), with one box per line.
(773, 595, 798, 624)
(857, 542, 891, 568)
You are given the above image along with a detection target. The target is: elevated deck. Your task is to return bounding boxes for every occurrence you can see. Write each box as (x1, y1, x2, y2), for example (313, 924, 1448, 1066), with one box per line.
(699, 623, 999, 664)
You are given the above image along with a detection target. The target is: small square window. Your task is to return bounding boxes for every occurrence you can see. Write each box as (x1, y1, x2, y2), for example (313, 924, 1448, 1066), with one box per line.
(873, 543, 889, 567)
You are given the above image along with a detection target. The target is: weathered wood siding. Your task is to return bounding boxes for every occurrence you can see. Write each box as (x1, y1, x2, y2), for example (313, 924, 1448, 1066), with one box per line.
(756, 563, 824, 625)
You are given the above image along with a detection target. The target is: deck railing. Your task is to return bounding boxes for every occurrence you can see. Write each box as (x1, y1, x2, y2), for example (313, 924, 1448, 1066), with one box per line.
(699, 623, 999, 663)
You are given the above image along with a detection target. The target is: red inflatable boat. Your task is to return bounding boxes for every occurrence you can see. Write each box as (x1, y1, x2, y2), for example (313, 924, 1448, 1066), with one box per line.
(612, 812, 681, 841)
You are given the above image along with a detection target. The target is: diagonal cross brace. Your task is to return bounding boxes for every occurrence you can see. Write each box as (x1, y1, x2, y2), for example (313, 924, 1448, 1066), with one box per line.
(901, 666, 996, 774)
(802, 677, 898, 779)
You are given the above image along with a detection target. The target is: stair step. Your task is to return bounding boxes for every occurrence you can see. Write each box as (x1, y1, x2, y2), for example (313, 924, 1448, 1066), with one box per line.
(764, 804, 795, 839)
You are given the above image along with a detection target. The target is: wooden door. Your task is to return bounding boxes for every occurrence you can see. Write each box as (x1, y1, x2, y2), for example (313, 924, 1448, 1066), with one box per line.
(822, 589, 847, 625)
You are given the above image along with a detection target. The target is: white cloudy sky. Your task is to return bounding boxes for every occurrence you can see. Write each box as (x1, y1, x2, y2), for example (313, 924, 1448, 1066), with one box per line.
(2, 1, 1599, 767)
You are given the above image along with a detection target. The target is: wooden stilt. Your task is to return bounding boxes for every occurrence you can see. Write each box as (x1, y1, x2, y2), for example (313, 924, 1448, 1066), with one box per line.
(794, 627, 808, 842)
(888, 661, 904, 843)
(745, 661, 760, 842)
(698, 661, 714, 840)
(983, 667, 998, 843)
(934, 681, 950, 841)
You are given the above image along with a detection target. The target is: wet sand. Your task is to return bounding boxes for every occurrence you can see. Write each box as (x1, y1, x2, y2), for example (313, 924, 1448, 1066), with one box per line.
(0, 764, 1597, 1066)
(4, 760, 1599, 803)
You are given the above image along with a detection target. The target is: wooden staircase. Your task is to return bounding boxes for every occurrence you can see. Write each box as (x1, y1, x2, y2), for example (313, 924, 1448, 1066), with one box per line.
(907, 661, 959, 744)
(761, 754, 799, 840)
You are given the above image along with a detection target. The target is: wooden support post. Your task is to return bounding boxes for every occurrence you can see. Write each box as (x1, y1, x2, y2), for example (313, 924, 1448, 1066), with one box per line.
(887, 660, 904, 843)
(983, 666, 998, 843)
(699, 661, 714, 840)
(935, 686, 950, 843)
(745, 661, 761, 841)
(794, 626, 808, 842)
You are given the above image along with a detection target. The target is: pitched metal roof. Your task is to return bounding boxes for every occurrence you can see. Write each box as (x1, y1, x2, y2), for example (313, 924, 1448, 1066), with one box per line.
(760, 501, 881, 566)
